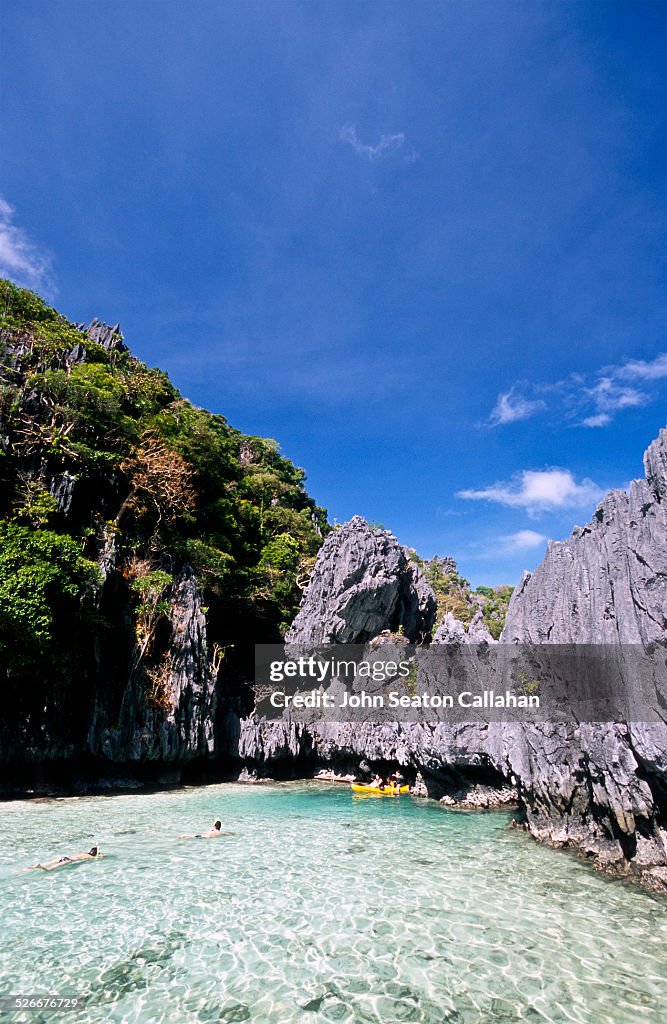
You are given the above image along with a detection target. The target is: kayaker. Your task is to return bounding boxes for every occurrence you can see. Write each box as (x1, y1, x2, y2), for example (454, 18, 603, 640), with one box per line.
(370, 774, 383, 789)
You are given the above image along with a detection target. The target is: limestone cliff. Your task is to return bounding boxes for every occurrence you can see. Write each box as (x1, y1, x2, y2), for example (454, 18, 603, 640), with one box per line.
(91, 568, 216, 763)
(239, 428, 667, 890)
(503, 426, 667, 644)
(496, 426, 667, 889)
(3, 283, 666, 889)
(286, 516, 436, 644)
(0, 282, 326, 782)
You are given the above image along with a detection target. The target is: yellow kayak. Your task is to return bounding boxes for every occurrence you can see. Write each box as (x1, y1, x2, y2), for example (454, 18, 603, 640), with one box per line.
(350, 784, 409, 796)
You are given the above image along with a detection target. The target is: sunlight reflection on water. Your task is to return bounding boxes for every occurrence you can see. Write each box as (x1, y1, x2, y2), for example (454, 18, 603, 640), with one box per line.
(0, 782, 665, 1024)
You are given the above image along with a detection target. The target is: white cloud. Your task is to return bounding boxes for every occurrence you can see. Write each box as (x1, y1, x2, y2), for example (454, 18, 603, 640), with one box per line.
(458, 468, 604, 514)
(489, 388, 547, 426)
(488, 351, 666, 430)
(501, 529, 547, 550)
(580, 376, 647, 427)
(616, 353, 667, 381)
(0, 196, 52, 292)
(581, 413, 612, 428)
(339, 123, 406, 161)
(586, 377, 646, 410)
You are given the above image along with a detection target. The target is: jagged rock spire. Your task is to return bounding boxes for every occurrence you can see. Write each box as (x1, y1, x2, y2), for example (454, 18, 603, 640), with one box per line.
(87, 319, 127, 355)
(286, 515, 436, 644)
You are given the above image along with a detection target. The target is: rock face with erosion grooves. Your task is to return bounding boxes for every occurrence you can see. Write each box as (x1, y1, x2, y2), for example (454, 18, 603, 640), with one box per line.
(286, 515, 436, 644)
(502, 427, 667, 645)
(92, 567, 216, 762)
(496, 426, 667, 890)
(240, 430, 667, 891)
(433, 608, 496, 645)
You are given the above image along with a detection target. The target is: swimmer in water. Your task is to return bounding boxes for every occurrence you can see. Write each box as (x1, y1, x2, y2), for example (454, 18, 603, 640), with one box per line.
(31, 846, 102, 870)
(179, 819, 223, 839)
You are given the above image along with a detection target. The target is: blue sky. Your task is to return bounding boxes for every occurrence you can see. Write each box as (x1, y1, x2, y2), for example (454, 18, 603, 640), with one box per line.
(1, 1, 665, 586)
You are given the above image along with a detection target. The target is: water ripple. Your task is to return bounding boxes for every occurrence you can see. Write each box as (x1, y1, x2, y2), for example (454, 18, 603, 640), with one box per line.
(0, 782, 665, 1024)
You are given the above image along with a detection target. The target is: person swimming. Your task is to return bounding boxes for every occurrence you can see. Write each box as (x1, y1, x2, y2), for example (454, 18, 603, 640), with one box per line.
(31, 847, 102, 870)
(179, 820, 223, 839)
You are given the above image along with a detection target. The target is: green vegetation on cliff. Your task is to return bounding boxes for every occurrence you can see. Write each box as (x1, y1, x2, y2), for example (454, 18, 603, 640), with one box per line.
(0, 280, 328, 711)
(417, 555, 513, 639)
(0, 280, 513, 759)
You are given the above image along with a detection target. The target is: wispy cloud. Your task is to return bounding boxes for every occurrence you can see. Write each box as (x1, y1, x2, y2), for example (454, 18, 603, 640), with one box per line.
(615, 353, 667, 382)
(339, 123, 406, 161)
(581, 413, 611, 428)
(487, 353, 666, 429)
(500, 529, 547, 550)
(458, 468, 604, 516)
(463, 527, 549, 561)
(489, 387, 547, 426)
(0, 196, 53, 292)
(581, 376, 647, 427)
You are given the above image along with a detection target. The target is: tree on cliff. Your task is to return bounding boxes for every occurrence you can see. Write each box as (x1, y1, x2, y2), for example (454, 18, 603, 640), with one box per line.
(0, 279, 329, 749)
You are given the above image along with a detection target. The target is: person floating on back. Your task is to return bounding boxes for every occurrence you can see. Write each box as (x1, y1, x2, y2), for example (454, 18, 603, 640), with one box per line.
(31, 846, 102, 870)
(179, 819, 223, 839)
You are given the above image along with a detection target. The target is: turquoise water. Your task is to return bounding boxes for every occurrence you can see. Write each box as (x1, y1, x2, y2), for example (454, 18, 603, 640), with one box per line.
(0, 782, 665, 1024)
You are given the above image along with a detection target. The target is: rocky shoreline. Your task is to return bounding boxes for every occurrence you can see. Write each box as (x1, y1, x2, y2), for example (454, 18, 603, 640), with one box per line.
(1, 298, 665, 893)
(233, 430, 667, 893)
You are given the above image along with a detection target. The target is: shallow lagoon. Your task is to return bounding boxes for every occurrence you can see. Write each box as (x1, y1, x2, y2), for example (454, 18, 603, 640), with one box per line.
(0, 782, 665, 1024)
